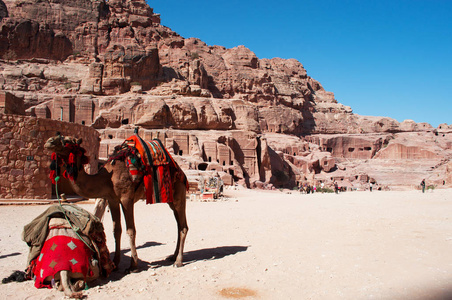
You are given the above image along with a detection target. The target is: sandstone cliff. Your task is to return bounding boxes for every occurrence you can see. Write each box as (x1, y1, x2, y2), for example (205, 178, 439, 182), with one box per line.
(0, 0, 7, 22)
(0, 0, 451, 191)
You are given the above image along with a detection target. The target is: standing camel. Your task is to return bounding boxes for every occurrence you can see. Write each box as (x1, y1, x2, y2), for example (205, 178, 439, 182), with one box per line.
(44, 134, 188, 271)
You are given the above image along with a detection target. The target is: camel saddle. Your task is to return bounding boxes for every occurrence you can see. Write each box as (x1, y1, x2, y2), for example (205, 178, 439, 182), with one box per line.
(114, 134, 187, 204)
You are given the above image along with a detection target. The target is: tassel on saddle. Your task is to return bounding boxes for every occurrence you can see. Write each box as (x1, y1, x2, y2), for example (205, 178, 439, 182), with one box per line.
(49, 153, 61, 184)
(49, 143, 89, 183)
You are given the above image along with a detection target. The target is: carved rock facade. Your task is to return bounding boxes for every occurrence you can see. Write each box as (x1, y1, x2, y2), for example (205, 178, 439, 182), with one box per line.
(0, 0, 451, 194)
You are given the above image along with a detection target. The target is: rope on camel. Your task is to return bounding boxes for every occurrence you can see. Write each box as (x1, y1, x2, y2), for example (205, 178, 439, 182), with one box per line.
(53, 156, 95, 253)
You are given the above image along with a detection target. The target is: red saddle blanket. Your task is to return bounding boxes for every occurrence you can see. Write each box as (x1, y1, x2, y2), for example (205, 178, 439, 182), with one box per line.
(34, 234, 93, 289)
(124, 134, 187, 204)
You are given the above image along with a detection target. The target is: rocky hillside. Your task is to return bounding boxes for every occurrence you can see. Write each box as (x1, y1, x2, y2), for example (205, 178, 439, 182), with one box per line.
(1, 0, 451, 191)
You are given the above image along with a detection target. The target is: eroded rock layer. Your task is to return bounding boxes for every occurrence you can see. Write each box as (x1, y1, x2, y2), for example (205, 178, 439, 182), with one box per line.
(0, 0, 451, 191)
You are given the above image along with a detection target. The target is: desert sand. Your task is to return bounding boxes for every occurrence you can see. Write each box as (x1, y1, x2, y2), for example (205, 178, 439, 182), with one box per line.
(1, 188, 452, 300)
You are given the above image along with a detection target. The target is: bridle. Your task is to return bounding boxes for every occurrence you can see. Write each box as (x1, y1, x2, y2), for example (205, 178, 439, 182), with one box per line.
(49, 135, 89, 183)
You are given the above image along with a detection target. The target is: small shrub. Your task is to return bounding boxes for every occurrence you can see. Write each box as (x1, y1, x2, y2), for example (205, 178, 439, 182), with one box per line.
(316, 187, 334, 193)
(190, 52, 199, 60)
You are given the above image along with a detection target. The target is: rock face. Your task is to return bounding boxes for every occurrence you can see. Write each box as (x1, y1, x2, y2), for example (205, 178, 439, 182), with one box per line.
(0, 0, 451, 193)
(0, 0, 7, 22)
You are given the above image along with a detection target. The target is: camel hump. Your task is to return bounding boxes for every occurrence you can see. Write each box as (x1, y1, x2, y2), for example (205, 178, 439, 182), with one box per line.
(147, 139, 171, 166)
(125, 135, 171, 167)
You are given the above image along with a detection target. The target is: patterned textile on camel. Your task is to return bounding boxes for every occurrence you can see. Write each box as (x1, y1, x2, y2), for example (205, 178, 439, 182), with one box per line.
(109, 134, 188, 204)
(22, 204, 115, 287)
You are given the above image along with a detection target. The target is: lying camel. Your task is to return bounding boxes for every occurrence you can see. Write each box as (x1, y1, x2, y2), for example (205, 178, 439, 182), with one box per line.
(22, 204, 114, 298)
(37, 218, 100, 299)
(44, 134, 188, 271)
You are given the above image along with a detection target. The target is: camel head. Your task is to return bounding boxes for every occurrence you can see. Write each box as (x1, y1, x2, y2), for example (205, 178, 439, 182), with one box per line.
(44, 134, 83, 156)
(45, 134, 88, 182)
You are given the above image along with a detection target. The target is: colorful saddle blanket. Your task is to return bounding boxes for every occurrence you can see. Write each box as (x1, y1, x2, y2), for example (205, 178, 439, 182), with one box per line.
(34, 232, 93, 289)
(116, 134, 187, 204)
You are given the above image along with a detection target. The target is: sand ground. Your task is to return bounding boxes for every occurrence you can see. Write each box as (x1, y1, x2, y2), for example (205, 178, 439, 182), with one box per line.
(1, 188, 452, 300)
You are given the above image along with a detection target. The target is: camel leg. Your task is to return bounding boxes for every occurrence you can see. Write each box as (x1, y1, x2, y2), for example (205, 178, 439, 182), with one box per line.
(121, 200, 138, 272)
(60, 270, 73, 297)
(109, 202, 122, 268)
(60, 270, 83, 299)
(168, 180, 188, 267)
(93, 198, 108, 220)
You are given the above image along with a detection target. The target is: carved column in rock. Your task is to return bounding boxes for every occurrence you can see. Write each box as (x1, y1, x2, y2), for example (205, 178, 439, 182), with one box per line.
(259, 137, 272, 183)
(80, 62, 104, 94)
(188, 59, 208, 89)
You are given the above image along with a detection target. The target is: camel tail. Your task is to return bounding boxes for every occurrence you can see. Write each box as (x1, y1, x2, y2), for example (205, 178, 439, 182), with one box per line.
(93, 198, 108, 220)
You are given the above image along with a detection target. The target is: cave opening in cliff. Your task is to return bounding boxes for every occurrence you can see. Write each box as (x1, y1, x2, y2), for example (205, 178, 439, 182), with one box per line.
(198, 163, 208, 171)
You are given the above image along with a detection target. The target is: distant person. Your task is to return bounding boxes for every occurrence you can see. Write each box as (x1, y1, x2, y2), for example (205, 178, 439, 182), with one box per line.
(298, 184, 305, 194)
(313, 185, 316, 193)
(334, 182, 339, 194)
(306, 185, 311, 194)
(420, 179, 426, 193)
(369, 182, 373, 192)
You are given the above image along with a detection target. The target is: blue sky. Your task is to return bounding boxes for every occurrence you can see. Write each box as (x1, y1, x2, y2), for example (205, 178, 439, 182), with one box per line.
(150, 0, 451, 127)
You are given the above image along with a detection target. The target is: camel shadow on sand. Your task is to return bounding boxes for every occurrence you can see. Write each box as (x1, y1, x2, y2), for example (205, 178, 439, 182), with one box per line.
(101, 241, 162, 282)
(151, 245, 249, 268)
(96, 244, 248, 284)
(0, 252, 22, 260)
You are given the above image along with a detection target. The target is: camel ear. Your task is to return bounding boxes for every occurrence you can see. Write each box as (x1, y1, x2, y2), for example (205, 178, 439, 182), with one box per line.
(77, 138, 83, 145)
